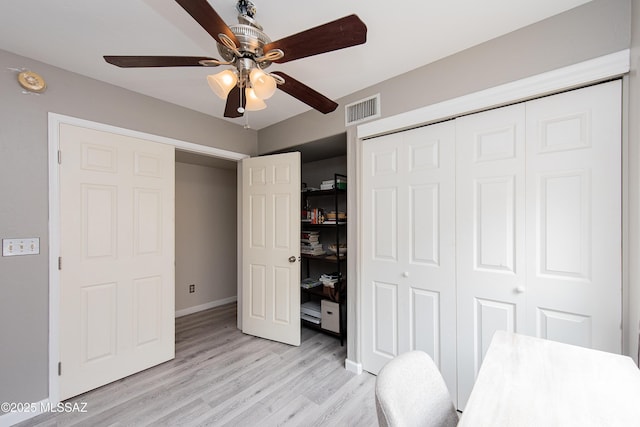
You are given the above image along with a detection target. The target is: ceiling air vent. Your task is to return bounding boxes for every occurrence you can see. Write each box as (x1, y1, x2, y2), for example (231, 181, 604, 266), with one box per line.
(345, 94, 380, 126)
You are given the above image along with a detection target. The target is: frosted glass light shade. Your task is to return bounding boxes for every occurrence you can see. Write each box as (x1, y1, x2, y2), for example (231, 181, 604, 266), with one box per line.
(207, 70, 238, 99)
(245, 88, 266, 111)
(249, 68, 276, 99)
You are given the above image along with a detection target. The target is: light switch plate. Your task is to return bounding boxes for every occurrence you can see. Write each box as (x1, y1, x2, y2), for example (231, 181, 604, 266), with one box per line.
(2, 238, 40, 256)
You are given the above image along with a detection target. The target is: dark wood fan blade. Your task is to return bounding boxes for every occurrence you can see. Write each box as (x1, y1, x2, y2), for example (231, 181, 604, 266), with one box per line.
(264, 14, 366, 64)
(104, 56, 216, 67)
(224, 85, 246, 118)
(272, 72, 338, 114)
(175, 0, 238, 47)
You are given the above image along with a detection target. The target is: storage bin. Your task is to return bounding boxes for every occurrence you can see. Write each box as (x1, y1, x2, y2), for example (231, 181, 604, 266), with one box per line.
(321, 300, 340, 333)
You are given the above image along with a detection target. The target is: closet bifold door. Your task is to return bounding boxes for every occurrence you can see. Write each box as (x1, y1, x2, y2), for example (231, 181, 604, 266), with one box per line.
(455, 103, 527, 409)
(523, 81, 622, 353)
(456, 80, 622, 409)
(360, 120, 457, 401)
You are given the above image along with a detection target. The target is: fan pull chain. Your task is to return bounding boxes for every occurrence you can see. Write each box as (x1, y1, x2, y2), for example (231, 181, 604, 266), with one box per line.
(237, 85, 245, 114)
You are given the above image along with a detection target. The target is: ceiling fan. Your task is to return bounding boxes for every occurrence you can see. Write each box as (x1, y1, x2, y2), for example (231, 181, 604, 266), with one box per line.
(104, 0, 367, 119)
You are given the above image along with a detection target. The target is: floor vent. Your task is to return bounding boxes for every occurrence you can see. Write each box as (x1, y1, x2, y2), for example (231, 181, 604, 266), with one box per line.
(345, 94, 380, 126)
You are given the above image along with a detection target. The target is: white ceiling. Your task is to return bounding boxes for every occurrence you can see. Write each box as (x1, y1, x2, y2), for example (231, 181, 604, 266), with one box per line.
(0, 0, 590, 130)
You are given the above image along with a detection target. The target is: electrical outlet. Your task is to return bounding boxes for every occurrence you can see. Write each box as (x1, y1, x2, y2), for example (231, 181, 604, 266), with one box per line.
(189, 284, 195, 293)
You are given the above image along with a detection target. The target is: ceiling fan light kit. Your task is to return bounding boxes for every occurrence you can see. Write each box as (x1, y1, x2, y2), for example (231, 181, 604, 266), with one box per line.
(249, 68, 276, 100)
(207, 69, 238, 98)
(245, 87, 266, 111)
(104, 0, 367, 119)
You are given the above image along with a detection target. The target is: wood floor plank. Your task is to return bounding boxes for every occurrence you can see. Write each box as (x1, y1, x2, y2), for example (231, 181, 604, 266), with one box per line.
(195, 342, 338, 424)
(304, 364, 356, 405)
(308, 368, 378, 427)
(151, 397, 214, 426)
(217, 345, 348, 426)
(250, 394, 318, 427)
(15, 303, 378, 427)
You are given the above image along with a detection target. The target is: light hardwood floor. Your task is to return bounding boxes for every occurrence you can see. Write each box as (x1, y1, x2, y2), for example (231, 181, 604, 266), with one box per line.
(17, 303, 378, 427)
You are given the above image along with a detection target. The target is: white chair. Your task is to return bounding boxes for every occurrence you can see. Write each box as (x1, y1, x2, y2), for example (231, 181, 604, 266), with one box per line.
(375, 351, 458, 427)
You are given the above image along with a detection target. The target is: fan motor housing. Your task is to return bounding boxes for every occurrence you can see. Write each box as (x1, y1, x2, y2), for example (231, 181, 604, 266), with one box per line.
(218, 23, 272, 66)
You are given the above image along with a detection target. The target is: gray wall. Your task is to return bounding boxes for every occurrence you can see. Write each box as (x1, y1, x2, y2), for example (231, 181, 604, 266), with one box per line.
(0, 49, 256, 404)
(175, 162, 237, 312)
(258, 0, 631, 154)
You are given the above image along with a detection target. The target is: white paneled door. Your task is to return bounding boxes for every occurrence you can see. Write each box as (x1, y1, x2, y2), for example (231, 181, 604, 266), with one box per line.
(360, 80, 622, 411)
(456, 81, 621, 407)
(242, 153, 301, 346)
(361, 121, 457, 399)
(524, 82, 621, 350)
(59, 124, 175, 400)
(455, 103, 527, 407)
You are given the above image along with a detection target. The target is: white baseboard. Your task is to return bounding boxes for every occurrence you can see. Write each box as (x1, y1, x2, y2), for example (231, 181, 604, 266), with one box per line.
(175, 296, 237, 318)
(0, 398, 49, 427)
(345, 358, 363, 375)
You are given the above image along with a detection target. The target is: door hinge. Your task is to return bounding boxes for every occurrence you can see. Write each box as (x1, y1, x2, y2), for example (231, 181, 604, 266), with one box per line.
(58, 150, 62, 165)
(58, 362, 62, 376)
(58, 256, 62, 270)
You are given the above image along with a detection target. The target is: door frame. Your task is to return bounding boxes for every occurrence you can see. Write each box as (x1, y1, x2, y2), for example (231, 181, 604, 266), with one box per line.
(47, 113, 248, 405)
(350, 50, 630, 373)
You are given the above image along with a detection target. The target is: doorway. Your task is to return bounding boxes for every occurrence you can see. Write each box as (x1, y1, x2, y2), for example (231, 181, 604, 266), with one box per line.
(260, 134, 348, 345)
(48, 113, 248, 404)
(174, 151, 239, 318)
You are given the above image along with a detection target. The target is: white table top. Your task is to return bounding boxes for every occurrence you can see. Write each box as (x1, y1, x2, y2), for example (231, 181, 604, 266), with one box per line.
(458, 331, 640, 426)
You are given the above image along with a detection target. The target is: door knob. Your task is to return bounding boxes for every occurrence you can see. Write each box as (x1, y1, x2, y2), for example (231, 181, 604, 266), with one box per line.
(515, 285, 526, 293)
(288, 256, 296, 263)
(402, 271, 410, 278)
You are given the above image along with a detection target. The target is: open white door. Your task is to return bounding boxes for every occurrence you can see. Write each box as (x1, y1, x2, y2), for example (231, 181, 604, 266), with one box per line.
(242, 152, 301, 346)
(59, 124, 175, 400)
